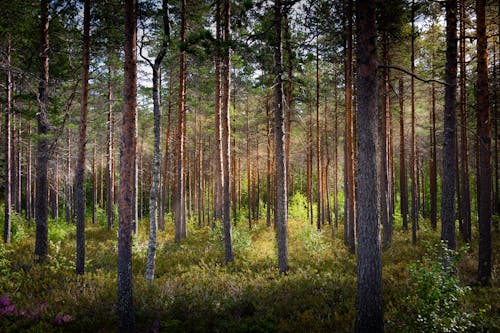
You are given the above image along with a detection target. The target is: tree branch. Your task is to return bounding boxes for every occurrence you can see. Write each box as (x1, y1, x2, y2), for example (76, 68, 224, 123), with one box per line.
(378, 64, 453, 86)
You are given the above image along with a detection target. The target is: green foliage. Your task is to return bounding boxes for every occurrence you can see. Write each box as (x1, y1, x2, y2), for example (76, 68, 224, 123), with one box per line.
(288, 192, 308, 220)
(0, 205, 30, 243)
(402, 243, 477, 332)
(297, 221, 328, 254)
(10, 214, 28, 242)
(209, 223, 252, 258)
(0, 210, 496, 332)
(48, 218, 74, 243)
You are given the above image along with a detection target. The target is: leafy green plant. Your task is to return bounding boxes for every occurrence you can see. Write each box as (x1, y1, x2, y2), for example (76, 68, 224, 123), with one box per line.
(404, 242, 476, 332)
(288, 192, 308, 220)
(48, 218, 74, 243)
(209, 223, 252, 258)
(297, 222, 328, 254)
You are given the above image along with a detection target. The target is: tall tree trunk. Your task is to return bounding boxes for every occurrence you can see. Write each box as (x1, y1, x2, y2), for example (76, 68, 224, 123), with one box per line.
(100, 155, 104, 207)
(315, 39, 322, 231)
(266, 96, 272, 228)
(344, 0, 355, 253)
(491, 39, 500, 217)
(163, 75, 175, 219)
(285, 16, 293, 197)
(274, 0, 288, 274)
(175, 0, 187, 242)
(132, 112, 139, 234)
(50, 157, 59, 219)
(324, 102, 332, 226)
(459, 0, 471, 242)
(399, 77, 408, 231)
(380, 36, 391, 246)
(145, 0, 170, 283)
(27, 123, 32, 223)
(388, 78, 395, 223)
(221, 0, 234, 263)
(65, 129, 72, 224)
(355, 0, 383, 331)
(476, 0, 492, 286)
(16, 118, 21, 214)
(308, 102, 313, 226)
(430, 53, 437, 230)
(92, 142, 96, 224)
(118, 0, 137, 330)
(455, 122, 462, 233)
(494, 35, 499, 216)
(214, 0, 223, 222)
(247, 98, 252, 229)
(410, 0, 418, 245)
(74, 0, 90, 272)
(334, 83, 339, 230)
(4, 37, 12, 243)
(441, 0, 458, 253)
(11, 116, 18, 216)
(107, 66, 115, 230)
(35, 0, 50, 262)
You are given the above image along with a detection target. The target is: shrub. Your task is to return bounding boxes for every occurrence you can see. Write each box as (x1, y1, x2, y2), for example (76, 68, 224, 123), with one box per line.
(403, 242, 477, 332)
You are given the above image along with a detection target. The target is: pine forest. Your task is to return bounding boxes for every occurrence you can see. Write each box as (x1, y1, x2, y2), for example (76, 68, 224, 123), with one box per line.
(0, 0, 498, 332)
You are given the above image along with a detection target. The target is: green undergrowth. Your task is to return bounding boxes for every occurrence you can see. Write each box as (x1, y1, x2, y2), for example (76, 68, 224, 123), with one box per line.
(0, 204, 498, 332)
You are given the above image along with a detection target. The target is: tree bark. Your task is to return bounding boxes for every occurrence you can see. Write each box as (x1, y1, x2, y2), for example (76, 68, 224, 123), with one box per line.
(380, 36, 391, 246)
(175, 0, 187, 242)
(476, 0, 492, 286)
(315, 39, 322, 231)
(266, 95, 272, 228)
(4, 37, 12, 243)
(75, 0, 90, 274)
(429, 37, 438, 230)
(92, 142, 96, 224)
(441, 0, 458, 254)
(118, 0, 137, 330)
(333, 83, 339, 230)
(65, 129, 72, 224)
(146, 0, 170, 283)
(459, 0, 471, 242)
(35, 0, 50, 262)
(27, 123, 32, 223)
(107, 65, 115, 230)
(355, 1, 383, 331)
(399, 77, 408, 231)
(214, 0, 223, 222)
(410, 0, 418, 245)
(274, 0, 288, 274)
(246, 98, 252, 229)
(221, 0, 234, 263)
(344, 0, 355, 253)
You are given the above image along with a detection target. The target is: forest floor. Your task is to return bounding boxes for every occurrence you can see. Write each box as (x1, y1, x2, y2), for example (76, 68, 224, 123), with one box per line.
(0, 197, 499, 332)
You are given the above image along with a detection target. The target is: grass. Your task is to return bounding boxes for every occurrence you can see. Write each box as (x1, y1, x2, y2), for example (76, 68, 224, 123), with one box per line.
(0, 204, 498, 332)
